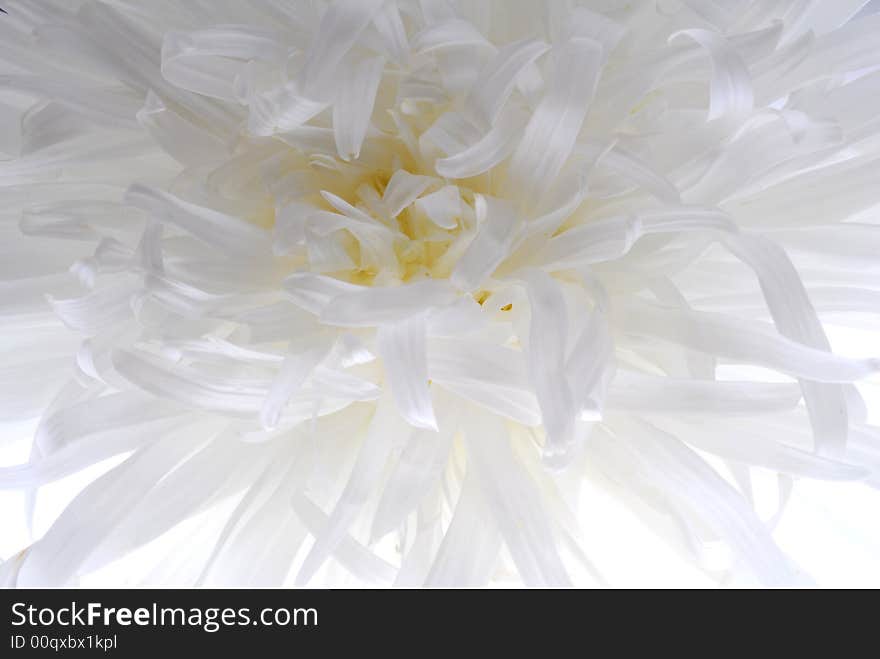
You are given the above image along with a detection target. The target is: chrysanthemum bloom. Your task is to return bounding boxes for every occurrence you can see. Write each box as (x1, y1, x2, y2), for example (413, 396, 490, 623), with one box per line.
(1, 0, 879, 587)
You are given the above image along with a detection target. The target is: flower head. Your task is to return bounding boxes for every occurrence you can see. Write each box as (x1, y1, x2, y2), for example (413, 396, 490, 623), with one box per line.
(1, 0, 880, 587)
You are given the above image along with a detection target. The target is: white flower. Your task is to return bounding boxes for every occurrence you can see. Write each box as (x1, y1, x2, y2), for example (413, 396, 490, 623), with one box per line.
(1, 0, 879, 587)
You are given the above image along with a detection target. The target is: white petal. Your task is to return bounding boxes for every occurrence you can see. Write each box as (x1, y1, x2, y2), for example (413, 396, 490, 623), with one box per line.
(282, 272, 366, 315)
(198, 453, 305, 586)
(297, 0, 387, 96)
(412, 19, 493, 55)
(260, 336, 333, 430)
(451, 195, 520, 292)
(521, 270, 576, 462)
(424, 470, 501, 587)
(383, 169, 435, 218)
(305, 227, 356, 273)
(161, 26, 285, 101)
(617, 302, 880, 383)
(465, 38, 550, 127)
(594, 420, 798, 586)
(292, 493, 396, 585)
(112, 349, 266, 415)
(48, 277, 138, 334)
(435, 105, 527, 179)
(295, 394, 403, 585)
(421, 111, 482, 157)
(0, 400, 185, 489)
(16, 425, 213, 586)
(414, 185, 461, 230)
(372, 1, 409, 64)
(88, 429, 271, 576)
(428, 337, 541, 426)
(565, 306, 613, 416)
(723, 232, 849, 456)
(125, 184, 272, 259)
(655, 417, 869, 483)
(377, 312, 437, 430)
(670, 29, 754, 120)
(333, 55, 385, 161)
(371, 390, 458, 540)
(136, 90, 230, 167)
(600, 145, 681, 204)
(462, 409, 571, 586)
(607, 372, 801, 416)
(505, 38, 603, 203)
(247, 84, 328, 137)
(561, 6, 625, 53)
(320, 279, 459, 327)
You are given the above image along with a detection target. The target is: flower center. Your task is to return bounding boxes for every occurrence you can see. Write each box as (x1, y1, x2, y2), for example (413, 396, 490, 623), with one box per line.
(280, 135, 490, 290)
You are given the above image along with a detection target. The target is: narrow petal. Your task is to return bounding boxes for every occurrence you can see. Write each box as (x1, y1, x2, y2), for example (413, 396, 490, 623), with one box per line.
(377, 312, 437, 430)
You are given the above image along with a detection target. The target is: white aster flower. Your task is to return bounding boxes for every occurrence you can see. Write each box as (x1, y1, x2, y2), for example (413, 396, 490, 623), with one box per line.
(1, 0, 880, 588)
